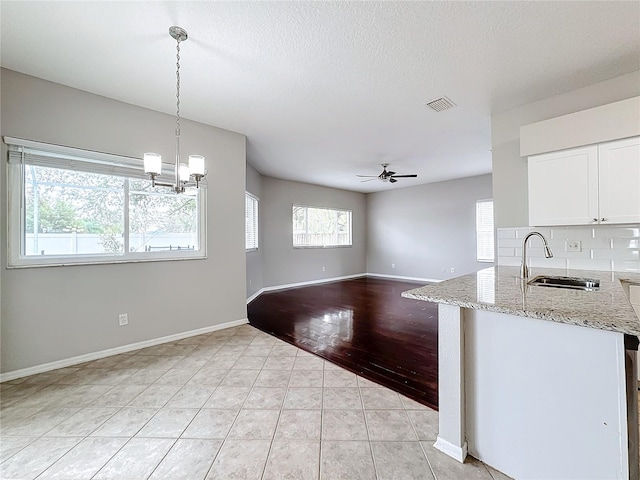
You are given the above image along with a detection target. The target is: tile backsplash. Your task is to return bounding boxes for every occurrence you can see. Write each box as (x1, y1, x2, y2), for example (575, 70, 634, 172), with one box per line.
(497, 224, 640, 273)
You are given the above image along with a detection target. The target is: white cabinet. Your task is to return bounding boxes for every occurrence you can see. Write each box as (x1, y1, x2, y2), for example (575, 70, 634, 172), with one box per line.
(598, 137, 640, 224)
(528, 136, 640, 226)
(528, 145, 599, 226)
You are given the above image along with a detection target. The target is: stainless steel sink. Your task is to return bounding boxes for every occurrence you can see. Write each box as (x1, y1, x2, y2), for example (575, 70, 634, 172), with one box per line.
(527, 275, 600, 291)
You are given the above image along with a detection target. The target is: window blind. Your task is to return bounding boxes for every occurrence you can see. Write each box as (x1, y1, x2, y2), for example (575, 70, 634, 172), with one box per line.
(245, 192, 259, 250)
(476, 199, 495, 262)
(4, 136, 204, 185)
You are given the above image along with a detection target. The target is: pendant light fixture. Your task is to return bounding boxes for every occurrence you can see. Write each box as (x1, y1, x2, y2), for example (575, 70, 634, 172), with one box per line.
(143, 26, 206, 193)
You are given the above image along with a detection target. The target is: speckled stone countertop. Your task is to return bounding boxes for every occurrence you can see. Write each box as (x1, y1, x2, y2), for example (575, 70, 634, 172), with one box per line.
(402, 266, 640, 336)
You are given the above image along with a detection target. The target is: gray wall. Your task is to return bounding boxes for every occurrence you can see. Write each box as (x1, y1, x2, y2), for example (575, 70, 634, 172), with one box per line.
(366, 174, 493, 281)
(261, 177, 367, 287)
(491, 70, 640, 228)
(246, 163, 264, 297)
(1, 69, 247, 373)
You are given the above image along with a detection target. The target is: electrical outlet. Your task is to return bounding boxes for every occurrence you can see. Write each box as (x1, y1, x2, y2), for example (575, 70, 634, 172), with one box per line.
(391, 263, 395, 269)
(118, 313, 128, 326)
(249, 279, 252, 287)
(450, 267, 455, 273)
(567, 241, 582, 252)
(322, 266, 326, 272)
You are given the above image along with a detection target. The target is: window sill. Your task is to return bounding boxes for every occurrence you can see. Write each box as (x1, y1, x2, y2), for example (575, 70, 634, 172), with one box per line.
(7, 253, 207, 269)
(293, 245, 353, 249)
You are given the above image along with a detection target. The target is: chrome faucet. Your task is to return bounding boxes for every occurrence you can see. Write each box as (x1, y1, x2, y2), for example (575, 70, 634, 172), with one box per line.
(521, 231, 553, 278)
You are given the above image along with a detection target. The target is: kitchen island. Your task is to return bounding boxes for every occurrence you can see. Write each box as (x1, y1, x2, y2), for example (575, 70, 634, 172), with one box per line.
(403, 266, 640, 480)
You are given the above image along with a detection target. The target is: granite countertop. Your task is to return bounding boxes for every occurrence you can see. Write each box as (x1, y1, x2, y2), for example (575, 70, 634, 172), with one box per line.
(402, 266, 640, 336)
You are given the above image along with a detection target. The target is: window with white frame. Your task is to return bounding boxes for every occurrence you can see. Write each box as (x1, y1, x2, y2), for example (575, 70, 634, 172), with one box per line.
(6, 137, 206, 267)
(292, 205, 352, 248)
(245, 192, 259, 251)
(476, 199, 495, 262)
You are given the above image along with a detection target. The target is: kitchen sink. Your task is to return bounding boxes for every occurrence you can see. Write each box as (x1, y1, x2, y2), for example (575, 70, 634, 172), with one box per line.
(527, 275, 600, 291)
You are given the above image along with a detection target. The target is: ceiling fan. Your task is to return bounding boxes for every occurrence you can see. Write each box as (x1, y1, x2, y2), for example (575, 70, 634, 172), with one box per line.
(357, 163, 418, 183)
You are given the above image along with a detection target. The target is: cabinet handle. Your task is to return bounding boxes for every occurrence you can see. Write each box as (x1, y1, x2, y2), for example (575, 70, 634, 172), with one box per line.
(601, 218, 606, 222)
(593, 218, 598, 222)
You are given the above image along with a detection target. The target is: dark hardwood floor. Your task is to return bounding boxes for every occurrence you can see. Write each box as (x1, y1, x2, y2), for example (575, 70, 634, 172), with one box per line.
(248, 277, 439, 410)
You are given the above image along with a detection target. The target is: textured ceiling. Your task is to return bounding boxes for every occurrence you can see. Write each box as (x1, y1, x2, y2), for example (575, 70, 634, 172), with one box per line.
(1, 1, 639, 192)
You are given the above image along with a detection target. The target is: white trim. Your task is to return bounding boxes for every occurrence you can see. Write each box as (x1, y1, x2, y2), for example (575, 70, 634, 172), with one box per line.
(0, 318, 248, 382)
(292, 245, 352, 250)
(366, 272, 443, 283)
(261, 274, 366, 293)
(245, 191, 260, 201)
(246, 273, 438, 304)
(436, 304, 467, 464)
(6, 254, 208, 270)
(247, 275, 367, 304)
(434, 436, 468, 463)
(247, 289, 265, 304)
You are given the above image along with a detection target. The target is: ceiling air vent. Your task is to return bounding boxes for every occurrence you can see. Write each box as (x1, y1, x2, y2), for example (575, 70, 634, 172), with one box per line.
(425, 96, 456, 112)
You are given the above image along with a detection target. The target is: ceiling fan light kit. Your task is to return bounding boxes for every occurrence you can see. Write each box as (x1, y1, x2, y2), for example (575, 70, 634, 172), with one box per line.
(356, 163, 418, 184)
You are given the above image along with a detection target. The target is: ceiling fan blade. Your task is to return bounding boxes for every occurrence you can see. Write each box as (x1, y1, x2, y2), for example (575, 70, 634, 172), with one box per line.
(356, 175, 378, 178)
(389, 178, 398, 183)
(390, 174, 417, 178)
(386, 171, 396, 176)
(360, 178, 377, 182)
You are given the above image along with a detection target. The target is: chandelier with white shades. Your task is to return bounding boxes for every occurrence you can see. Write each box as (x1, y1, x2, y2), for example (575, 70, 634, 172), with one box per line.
(143, 26, 206, 193)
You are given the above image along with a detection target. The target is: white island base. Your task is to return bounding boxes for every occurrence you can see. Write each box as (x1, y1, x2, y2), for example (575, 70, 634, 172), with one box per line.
(437, 303, 638, 480)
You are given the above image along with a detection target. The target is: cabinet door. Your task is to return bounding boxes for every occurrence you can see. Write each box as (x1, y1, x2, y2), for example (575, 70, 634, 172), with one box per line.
(598, 137, 640, 224)
(528, 146, 599, 226)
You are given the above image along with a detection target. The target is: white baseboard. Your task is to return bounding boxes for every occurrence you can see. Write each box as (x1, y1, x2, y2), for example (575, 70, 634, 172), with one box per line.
(246, 273, 438, 305)
(247, 274, 368, 304)
(262, 273, 367, 292)
(434, 436, 468, 463)
(246, 289, 264, 304)
(0, 318, 249, 383)
(366, 272, 442, 283)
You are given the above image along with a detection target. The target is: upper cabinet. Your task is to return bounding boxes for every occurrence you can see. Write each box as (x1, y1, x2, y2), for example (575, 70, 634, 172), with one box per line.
(522, 97, 640, 227)
(528, 145, 598, 226)
(528, 137, 640, 226)
(597, 137, 640, 224)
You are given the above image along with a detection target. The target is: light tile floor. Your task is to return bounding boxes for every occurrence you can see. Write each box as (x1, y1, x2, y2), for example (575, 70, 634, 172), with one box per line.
(0, 324, 512, 480)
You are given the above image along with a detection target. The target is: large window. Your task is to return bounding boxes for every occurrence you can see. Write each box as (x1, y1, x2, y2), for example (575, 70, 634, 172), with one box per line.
(6, 137, 206, 267)
(476, 199, 495, 262)
(293, 205, 352, 248)
(245, 192, 259, 251)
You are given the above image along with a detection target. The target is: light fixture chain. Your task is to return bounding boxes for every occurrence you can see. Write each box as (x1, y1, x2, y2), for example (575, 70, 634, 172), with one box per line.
(175, 37, 181, 138)
(144, 26, 204, 194)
